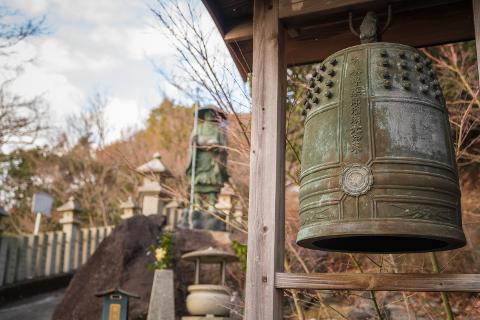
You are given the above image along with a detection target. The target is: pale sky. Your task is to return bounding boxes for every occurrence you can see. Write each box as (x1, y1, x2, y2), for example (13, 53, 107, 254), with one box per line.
(2, 0, 226, 144)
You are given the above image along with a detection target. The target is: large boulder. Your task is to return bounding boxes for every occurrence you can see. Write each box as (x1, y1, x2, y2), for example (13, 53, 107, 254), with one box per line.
(53, 215, 243, 320)
(53, 215, 164, 320)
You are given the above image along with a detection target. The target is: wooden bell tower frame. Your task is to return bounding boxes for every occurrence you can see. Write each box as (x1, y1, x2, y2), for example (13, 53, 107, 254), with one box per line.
(202, 0, 480, 318)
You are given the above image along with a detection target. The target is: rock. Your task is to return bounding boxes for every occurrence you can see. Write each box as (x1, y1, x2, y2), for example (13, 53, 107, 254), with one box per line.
(53, 215, 164, 320)
(52, 216, 243, 320)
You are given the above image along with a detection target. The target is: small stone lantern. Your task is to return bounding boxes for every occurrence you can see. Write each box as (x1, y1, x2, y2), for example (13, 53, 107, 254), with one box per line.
(136, 153, 171, 216)
(215, 185, 235, 232)
(181, 247, 239, 319)
(95, 288, 139, 320)
(120, 196, 139, 220)
(164, 200, 182, 231)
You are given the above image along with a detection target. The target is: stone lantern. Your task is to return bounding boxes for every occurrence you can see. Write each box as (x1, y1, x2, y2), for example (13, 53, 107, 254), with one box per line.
(120, 196, 139, 220)
(215, 185, 234, 231)
(181, 247, 239, 319)
(136, 153, 171, 216)
(164, 200, 182, 231)
(58, 197, 81, 272)
(95, 288, 139, 320)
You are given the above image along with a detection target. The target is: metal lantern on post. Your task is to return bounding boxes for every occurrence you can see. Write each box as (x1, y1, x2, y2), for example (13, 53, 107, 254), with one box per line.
(95, 288, 139, 320)
(297, 11, 466, 253)
(181, 247, 239, 319)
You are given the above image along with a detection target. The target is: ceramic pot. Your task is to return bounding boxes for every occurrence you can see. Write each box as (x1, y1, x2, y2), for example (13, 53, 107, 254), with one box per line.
(186, 284, 230, 316)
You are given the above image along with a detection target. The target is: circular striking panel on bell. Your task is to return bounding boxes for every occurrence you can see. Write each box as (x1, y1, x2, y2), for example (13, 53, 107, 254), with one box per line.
(297, 42, 466, 253)
(340, 164, 373, 196)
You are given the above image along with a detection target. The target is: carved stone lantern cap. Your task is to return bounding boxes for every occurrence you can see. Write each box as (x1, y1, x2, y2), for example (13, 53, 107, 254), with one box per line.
(58, 197, 81, 226)
(57, 196, 81, 213)
(119, 196, 138, 209)
(136, 152, 170, 176)
(182, 246, 239, 264)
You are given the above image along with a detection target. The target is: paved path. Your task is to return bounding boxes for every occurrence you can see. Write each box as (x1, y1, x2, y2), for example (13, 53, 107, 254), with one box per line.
(0, 289, 64, 320)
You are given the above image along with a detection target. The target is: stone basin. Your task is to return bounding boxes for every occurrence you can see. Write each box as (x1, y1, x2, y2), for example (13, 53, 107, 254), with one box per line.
(185, 284, 231, 316)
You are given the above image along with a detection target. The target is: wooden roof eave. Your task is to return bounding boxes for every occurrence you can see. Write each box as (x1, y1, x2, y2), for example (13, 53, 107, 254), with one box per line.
(201, 0, 252, 80)
(203, 0, 475, 81)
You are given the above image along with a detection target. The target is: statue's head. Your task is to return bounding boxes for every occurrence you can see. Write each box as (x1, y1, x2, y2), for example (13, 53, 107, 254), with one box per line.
(204, 110, 215, 121)
(198, 106, 226, 123)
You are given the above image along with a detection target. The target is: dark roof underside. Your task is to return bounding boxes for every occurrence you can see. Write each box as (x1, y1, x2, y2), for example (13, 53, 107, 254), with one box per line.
(202, 0, 475, 80)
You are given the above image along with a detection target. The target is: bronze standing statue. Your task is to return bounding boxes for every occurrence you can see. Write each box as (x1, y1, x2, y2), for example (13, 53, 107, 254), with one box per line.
(184, 106, 229, 230)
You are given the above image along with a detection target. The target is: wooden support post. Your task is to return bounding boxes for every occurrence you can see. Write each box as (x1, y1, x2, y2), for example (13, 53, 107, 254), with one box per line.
(245, 0, 286, 319)
(54, 231, 65, 274)
(35, 233, 47, 277)
(26, 235, 38, 278)
(98, 227, 106, 244)
(0, 237, 10, 286)
(5, 238, 19, 284)
(81, 229, 91, 265)
(89, 227, 99, 256)
(15, 236, 28, 281)
(45, 231, 57, 276)
(473, 0, 480, 83)
(73, 230, 83, 270)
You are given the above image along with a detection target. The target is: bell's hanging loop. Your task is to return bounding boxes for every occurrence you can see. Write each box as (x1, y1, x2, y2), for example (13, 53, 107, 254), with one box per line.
(298, 7, 465, 253)
(349, 6, 392, 43)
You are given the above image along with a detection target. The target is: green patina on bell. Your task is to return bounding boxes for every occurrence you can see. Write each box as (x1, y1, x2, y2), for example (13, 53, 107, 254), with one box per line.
(297, 12, 466, 253)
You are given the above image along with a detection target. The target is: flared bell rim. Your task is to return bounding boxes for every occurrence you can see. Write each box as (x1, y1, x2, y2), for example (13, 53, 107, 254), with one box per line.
(297, 220, 466, 253)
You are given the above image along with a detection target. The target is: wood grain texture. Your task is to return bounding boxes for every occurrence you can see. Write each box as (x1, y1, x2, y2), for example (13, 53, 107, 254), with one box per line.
(276, 273, 480, 292)
(473, 0, 480, 84)
(224, 21, 252, 42)
(202, 0, 252, 79)
(279, 0, 377, 19)
(208, 0, 474, 79)
(245, 0, 286, 319)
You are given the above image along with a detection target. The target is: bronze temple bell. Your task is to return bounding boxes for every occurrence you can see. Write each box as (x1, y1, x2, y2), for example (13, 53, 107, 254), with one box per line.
(297, 11, 466, 253)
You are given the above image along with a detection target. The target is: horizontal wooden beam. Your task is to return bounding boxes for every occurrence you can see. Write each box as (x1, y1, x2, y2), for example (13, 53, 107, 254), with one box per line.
(278, 0, 464, 20)
(275, 273, 480, 292)
(224, 1, 472, 43)
(279, 0, 377, 19)
(290, 1, 473, 63)
(223, 0, 474, 78)
(224, 21, 252, 43)
(226, 0, 368, 42)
